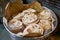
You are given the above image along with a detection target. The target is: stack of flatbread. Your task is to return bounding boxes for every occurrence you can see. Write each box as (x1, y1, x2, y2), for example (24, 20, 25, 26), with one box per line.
(5, 0, 55, 37)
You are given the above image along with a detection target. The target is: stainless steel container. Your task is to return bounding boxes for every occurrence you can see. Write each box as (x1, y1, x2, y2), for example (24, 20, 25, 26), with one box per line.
(2, 0, 58, 40)
(3, 6, 58, 40)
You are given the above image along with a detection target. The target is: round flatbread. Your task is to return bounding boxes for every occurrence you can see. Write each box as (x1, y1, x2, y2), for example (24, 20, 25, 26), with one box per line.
(39, 10, 52, 20)
(22, 13, 38, 25)
(8, 19, 24, 33)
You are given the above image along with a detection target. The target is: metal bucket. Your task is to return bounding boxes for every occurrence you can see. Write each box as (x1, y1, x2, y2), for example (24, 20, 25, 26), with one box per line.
(2, 0, 57, 40)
